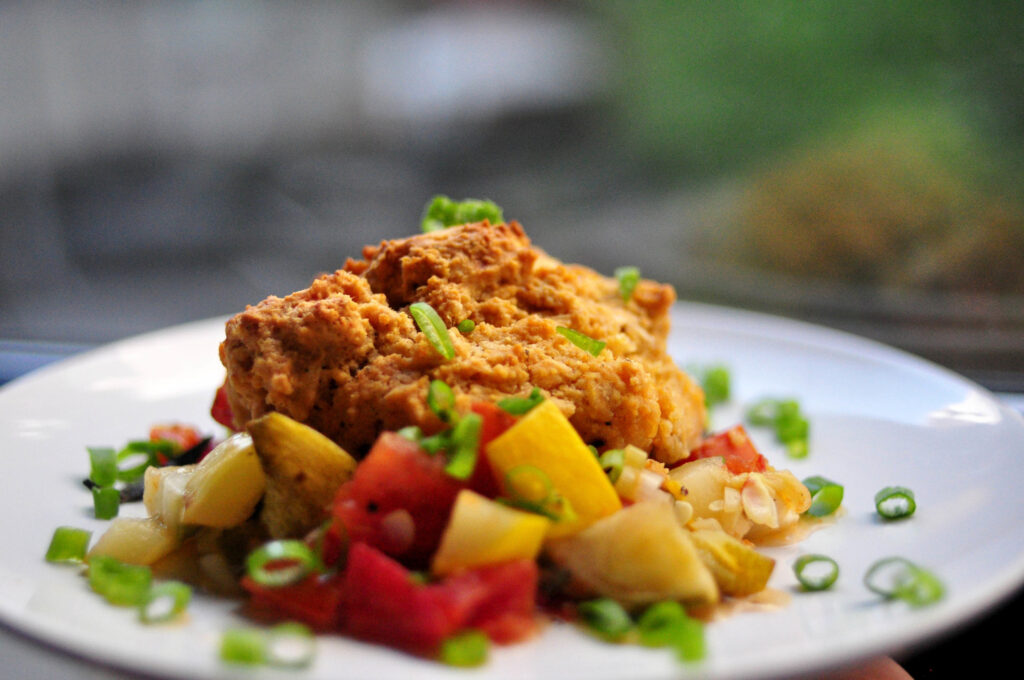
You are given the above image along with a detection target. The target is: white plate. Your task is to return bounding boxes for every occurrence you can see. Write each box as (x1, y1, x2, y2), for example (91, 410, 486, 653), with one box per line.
(2, 303, 1023, 680)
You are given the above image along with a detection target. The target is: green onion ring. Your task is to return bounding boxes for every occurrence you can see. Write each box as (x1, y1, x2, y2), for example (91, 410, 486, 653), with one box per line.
(504, 465, 555, 504)
(802, 476, 844, 517)
(139, 581, 192, 623)
(88, 555, 153, 606)
(793, 554, 840, 591)
(246, 540, 323, 587)
(556, 326, 606, 357)
(874, 486, 916, 520)
(500, 465, 576, 522)
(598, 449, 625, 483)
(864, 557, 944, 606)
(409, 302, 455, 360)
(266, 622, 317, 668)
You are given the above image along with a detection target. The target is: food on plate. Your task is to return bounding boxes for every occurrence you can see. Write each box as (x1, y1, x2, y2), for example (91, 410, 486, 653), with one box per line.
(70, 198, 821, 667)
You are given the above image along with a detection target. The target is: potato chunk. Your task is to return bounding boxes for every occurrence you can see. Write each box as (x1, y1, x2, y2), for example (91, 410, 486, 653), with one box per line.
(432, 489, 551, 575)
(88, 517, 180, 566)
(546, 501, 719, 607)
(182, 433, 265, 528)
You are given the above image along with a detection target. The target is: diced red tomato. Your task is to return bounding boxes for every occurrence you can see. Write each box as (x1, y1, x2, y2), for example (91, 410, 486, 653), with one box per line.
(342, 542, 538, 656)
(466, 401, 518, 498)
(342, 542, 461, 655)
(149, 423, 203, 452)
(441, 559, 538, 644)
(332, 432, 465, 566)
(688, 425, 768, 474)
(242, 572, 345, 631)
(210, 380, 235, 430)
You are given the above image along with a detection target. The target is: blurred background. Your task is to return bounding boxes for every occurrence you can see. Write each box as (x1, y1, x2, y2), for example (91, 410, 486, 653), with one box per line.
(0, 1, 1021, 674)
(1, 0, 1022, 390)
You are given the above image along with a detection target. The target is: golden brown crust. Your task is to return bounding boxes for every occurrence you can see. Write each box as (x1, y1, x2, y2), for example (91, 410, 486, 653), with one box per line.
(220, 221, 705, 461)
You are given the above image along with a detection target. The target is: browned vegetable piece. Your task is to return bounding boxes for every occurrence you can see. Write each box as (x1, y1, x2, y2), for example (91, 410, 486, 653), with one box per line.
(248, 412, 357, 538)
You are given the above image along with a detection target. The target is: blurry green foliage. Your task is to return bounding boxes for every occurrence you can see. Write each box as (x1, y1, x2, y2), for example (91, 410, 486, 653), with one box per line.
(591, 0, 1024, 176)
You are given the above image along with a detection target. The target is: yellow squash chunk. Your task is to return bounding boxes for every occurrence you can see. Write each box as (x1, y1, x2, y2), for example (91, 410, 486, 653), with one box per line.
(88, 517, 180, 566)
(181, 433, 266, 528)
(689, 528, 775, 597)
(432, 489, 551, 576)
(485, 399, 620, 538)
(248, 412, 358, 538)
(546, 501, 719, 607)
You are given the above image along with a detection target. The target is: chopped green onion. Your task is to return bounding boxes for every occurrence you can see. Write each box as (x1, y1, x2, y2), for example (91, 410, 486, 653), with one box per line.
(669, 616, 705, 662)
(793, 554, 840, 591)
(445, 412, 482, 480)
(802, 476, 844, 517)
(419, 432, 447, 455)
(745, 399, 778, 426)
(556, 326, 606, 357)
(116, 440, 175, 482)
(457, 319, 476, 334)
(427, 379, 456, 422)
(501, 465, 577, 522)
(87, 447, 117, 487)
(505, 465, 554, 503)
(88, 555, 153, 606)
(396, 425, 423, 442)
(139, 581, 192, 623)
(92, 485, 120, 520)
(698, 365, 731, 409)
(637, 603, 705, 663)
(614, 266, 641, 302)
(220, 628, 267, 666)
(421, 195, 504, 233)
(246, 540, 323, 587)
(599, 449, 625, 484)
(746, 397, 810, 458)
(266, 622, 316, 668)
(636, 601, 705, 661)
(45, 526, 92, 563)
(439, 629, 489, 667)
(497, 387, 544, 415)
(409, 302, 455, 360)
(578, 598, 633, 641)
(864, 557, 944, 607)
(773, 400, 808, 444)
(786, 439, 810, 459)
(636, 600, 688, 647)
(875, 486, 916, 520)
